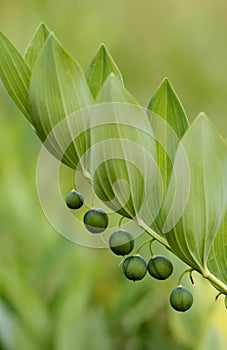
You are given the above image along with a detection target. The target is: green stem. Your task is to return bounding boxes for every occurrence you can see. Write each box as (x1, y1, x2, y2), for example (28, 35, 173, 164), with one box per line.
(149, 240, 155, 256)
(82, 169, 92, 183)
(136, 218, 171, 251)
(71, 169, 76, 189)
(215, 292, 224, 301)
(119, 216, 127, 228)
(177, 268, 194, 286)
(91, 191, 95, 208)
(206, 272, 227, 295)
(136, 238, 154, 254)
(135, 217, 227, 295)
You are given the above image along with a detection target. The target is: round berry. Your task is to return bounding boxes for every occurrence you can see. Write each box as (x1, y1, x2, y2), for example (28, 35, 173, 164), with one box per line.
(147, 255, 173, 280)
(66, 190, 84, 209)
(83, 208, 108, 233)
(123, 255, 147, 281)
(169, 286, 193, 312)
(109, 230, 134, 256)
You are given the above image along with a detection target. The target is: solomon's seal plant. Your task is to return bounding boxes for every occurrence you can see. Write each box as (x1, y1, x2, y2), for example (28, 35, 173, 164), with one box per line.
(0, 22, 227, 312)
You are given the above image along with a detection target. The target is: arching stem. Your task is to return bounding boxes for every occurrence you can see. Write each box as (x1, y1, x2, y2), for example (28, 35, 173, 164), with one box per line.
(135, 217, 227, 295)
(119, 216, 127, 228)
(136, 238, 155, 254)
(135, 217, 171, 251)
(206, 272, 227, 295)
(178, 268, 195, 287)
(215, 292, 224, 301)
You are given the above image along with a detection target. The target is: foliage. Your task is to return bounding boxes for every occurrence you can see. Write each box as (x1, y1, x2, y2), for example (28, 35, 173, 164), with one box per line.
(0, 18, 227, 349)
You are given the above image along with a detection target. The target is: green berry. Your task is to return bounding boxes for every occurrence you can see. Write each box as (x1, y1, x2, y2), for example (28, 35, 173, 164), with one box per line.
(147, 255, 173, 280)
(83, 208, 108, 233)
(109, 230, 134, 256)
(169, 286, 193, 312)
(66, 190, 84, 209)
(123, 255, 147, 281)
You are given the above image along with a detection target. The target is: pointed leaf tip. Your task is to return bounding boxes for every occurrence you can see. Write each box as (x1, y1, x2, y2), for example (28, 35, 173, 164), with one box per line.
(96, 73, 136, 104)
(160, 77, 170, 86)
(0, 30, 31, 121)
(187, 112, 226, 143)
(99, 43, 107, 51)
(24, 22, 51, 70)
(86, 43, 123, 98)
(146, 78, 189, 210)
(148, 78, 189, 135)
(28, 32, 93, 168)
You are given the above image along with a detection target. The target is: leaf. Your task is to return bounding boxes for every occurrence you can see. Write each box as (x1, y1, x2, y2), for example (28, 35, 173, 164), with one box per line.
(162, 114, 227, 273)
(95, 72, 134, 104)
(147, 78, 189, 196)
(86, 44, 123, 99)
(146, 78, 189, 232)
(208, 212, 227, 285)
(90, 74, 156, 219)
(207, 138, 227, 286)
(0, 31, 31, 121)
(28, 33, 94, 170)
(24, 22, 50, 70)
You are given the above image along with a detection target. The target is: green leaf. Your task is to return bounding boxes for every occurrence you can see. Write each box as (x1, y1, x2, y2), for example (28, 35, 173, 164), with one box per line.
(208, 211, 227, 285)
(147, 78, 189, 233)
(90, 74, 156, 219)
(24, 22, 50, 70)
(95, 72, 134, 104)
(162, 114, 227, 273)
(0, 31, 31, 121)
(147, 78, 189, 195)
(207, 140, 227, 286)
(86, 44, 123, 99)
(28, 33, 93, 170)
(208, 138, 227, 284)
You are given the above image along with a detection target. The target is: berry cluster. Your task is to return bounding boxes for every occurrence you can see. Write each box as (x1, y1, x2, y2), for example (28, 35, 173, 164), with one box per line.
(65, 189, 194, 312)
(109, 231, 193, 312)
(66, 189, 108, 233)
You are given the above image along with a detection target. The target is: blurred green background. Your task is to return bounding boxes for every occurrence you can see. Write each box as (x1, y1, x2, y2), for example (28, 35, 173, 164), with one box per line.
(0, 1, 227, 349)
